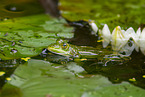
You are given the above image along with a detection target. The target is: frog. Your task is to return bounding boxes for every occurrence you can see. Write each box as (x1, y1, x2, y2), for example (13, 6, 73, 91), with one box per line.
(43, 39, 131, 64)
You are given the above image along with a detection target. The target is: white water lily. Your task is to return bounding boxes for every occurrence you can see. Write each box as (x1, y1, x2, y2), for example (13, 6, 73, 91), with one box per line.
(115, 28, 135, 56)
(111, 26, 128, 52)
(139, 28, 145, 55)
(101, 24, 111, 48)
(92, 21, 145, 56)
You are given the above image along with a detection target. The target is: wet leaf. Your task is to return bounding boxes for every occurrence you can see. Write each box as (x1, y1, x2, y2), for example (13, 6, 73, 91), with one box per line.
(82, 82, 145, 97)
(1, 59, 145, 97)
(0, 14, 74, 60)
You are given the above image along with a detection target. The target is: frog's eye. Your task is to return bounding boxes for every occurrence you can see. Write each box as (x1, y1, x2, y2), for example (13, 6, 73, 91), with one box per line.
(61, 43, 69, 50)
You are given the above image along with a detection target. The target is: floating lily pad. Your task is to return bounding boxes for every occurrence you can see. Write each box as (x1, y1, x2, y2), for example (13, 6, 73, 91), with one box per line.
(82, 82, 145, 97)
(1, 59, 145, 97)
(0, 14, 74, 60)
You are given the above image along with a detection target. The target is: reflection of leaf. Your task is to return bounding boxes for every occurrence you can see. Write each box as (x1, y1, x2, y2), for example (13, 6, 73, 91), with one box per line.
(0, 14, 74, 60)
(1, 59, 145, 97)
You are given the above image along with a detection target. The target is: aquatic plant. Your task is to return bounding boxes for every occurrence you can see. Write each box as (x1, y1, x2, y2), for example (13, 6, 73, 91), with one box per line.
(90, 22, 145, 56)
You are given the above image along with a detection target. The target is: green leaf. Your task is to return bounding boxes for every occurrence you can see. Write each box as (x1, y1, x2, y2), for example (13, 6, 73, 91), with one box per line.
(41, 18, 73, 33)
(1, 59, 145, 97)
(82, 82, 145, 97)
(0, 14, 74, 60)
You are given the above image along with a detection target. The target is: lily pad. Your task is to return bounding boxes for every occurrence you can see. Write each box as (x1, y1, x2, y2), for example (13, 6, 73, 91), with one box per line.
(0, 14, 74, 60)
(1, 59, 145, 97)
(82, 82, 145, 97)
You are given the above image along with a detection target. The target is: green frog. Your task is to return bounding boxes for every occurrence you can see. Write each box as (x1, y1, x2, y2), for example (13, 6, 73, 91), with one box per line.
(45, 39, 131, 64)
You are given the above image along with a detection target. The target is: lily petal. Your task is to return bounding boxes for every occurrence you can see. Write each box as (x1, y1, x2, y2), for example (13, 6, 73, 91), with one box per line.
(135, 27, 141, 52)
(102, 24, 111, 48)
(126, 27, 139, 52)
(140, 28, 145, 55)
(120, 40, 135, 56)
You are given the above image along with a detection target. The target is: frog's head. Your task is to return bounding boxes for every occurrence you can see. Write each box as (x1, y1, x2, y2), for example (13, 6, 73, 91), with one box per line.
(48, 39, 80, 58)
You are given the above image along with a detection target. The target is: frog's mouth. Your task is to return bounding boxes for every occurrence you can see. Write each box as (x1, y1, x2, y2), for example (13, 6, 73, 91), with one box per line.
(48, 46, 71, 57)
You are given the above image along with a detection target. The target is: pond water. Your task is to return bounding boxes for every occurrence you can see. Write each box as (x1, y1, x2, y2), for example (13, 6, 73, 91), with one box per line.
(0, 0, 145, 97)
